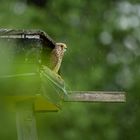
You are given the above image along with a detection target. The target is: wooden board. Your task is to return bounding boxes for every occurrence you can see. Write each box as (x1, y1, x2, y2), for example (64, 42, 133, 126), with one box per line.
(64, 91, 126, 102)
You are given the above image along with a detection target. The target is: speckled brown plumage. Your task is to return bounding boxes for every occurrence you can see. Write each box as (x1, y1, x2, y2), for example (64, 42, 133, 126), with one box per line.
(50, 43, 67, 73)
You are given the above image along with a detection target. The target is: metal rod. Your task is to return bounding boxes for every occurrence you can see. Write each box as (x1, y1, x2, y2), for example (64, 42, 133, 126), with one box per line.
(64, 91, 126, 102)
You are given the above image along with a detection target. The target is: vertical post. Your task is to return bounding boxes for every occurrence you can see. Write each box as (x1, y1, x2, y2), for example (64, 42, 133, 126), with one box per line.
(16, 101, 38, 140)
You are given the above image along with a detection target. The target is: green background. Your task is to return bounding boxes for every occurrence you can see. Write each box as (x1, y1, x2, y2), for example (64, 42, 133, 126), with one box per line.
(0, 0, 140, 140)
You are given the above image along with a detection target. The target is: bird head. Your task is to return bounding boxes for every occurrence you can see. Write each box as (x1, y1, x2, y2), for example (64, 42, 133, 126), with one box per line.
(56, 43, 67, 53)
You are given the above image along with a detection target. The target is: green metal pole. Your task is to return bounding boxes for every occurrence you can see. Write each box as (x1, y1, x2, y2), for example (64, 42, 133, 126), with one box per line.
(16, 102, 38, 140)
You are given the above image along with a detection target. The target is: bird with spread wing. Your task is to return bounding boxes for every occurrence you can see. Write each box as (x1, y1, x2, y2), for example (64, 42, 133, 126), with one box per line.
(0, 29, 68, 104)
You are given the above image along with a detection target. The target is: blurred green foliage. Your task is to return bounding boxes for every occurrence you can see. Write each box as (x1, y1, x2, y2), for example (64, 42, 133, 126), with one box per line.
(0, 0, 140, 140)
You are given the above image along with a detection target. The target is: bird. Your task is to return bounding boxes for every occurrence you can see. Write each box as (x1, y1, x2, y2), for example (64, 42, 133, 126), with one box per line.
(50, 42, 67, 73)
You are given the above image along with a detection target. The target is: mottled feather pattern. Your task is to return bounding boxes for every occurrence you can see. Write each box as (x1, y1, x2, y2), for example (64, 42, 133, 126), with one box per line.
(50, 43, 67, 73)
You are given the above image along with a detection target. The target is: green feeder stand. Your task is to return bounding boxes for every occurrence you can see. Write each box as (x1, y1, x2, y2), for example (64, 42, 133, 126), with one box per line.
(0, 29, 66, 140)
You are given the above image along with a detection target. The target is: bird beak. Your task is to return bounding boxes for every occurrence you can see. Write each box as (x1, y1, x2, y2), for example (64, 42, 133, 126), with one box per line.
(64, 48, 67, 52)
